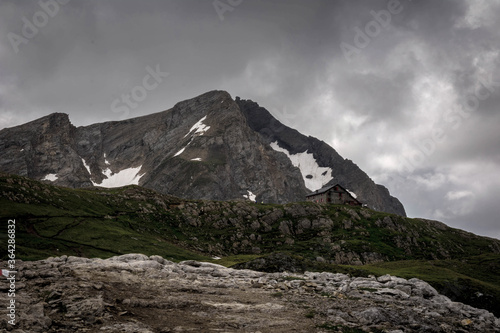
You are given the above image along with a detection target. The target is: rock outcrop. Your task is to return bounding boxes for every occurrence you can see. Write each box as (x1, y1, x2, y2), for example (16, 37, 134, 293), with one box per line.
(1, 254, 498, 332)
(0, 90, 405, 214)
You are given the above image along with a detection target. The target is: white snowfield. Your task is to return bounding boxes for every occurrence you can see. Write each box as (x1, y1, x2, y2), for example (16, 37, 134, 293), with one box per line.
(243, 190, 256, 202)
(81, 157, 145, 188)
(347, 189, 357, 198)
(97, 166, 144, 188)
(270, 141, 333, 191)
(42, 173, 58, 181)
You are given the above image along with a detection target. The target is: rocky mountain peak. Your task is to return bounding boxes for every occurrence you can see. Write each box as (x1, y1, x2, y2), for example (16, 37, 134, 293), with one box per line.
(0, 91, 405, 214)
(25, 111, 71, 128)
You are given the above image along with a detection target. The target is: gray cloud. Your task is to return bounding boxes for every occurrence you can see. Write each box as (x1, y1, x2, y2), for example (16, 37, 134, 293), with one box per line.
(1, 0, 499, 239)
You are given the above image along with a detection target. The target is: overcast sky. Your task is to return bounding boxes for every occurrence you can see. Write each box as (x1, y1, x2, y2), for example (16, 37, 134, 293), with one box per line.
(1, 0, 499, 239)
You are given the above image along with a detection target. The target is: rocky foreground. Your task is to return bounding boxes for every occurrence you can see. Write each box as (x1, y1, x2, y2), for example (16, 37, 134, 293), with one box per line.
(1, 254, 499, 333)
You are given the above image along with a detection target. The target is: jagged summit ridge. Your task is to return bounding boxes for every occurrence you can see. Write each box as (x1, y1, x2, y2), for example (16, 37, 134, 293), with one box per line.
(0, 90, 405, 214)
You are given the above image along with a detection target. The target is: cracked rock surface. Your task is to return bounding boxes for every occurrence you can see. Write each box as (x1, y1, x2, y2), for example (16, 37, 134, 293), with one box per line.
(1, 254, 499, 332)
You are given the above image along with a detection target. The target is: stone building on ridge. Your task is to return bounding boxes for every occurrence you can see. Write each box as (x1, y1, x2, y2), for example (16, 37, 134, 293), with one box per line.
(306, 184, 362, 206)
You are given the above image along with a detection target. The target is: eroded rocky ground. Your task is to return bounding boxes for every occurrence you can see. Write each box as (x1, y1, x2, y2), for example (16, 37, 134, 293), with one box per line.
(1, 254, 499, 333)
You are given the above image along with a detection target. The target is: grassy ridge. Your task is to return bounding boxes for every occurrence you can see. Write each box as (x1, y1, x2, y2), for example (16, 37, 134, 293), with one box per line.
(2, 173, 497, 263)
(1, 173, 500, 316)
(353, 254, 500, 316)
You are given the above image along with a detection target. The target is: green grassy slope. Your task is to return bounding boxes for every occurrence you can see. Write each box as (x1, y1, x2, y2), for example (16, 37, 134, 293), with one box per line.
(0, 174, 210, 262)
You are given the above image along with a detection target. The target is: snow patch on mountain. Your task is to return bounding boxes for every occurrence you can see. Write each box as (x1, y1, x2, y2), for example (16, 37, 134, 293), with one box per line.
(42, 173, 58, 181)
(81, 157, 144, 187)
(243, 190, 256, 202)
(184, 115, 210, 138)
(174, 147, 186, 157)
(81, 158, 91, 174)
(174, 138, 194, 157)
(270, 141, 333, 191)
(347, 189, 357, 199)
(176, 116, 210, 157)
(95, 166, 144, 188)
(104, 153, 110, 165)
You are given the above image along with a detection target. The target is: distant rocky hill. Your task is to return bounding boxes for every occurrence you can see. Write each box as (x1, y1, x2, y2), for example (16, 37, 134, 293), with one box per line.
(0, 90, 405, 215)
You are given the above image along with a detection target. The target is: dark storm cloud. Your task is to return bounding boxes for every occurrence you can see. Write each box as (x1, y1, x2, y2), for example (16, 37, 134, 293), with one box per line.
(0, 0, 499, 238)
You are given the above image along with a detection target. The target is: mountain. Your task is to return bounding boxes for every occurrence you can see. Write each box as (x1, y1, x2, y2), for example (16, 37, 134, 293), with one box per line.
(236, 97, 406, 215)
(0, 90, 405, 215)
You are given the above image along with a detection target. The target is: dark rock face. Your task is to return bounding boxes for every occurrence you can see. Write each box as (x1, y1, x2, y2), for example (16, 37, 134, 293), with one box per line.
(0, 113, 88, 185)
(0, 90, 404, 213)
